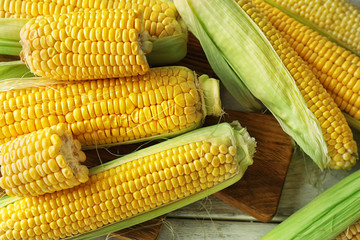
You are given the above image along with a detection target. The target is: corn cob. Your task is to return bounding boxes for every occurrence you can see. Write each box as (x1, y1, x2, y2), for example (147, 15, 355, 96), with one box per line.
(0, 0, 188, 66)
(0, 122, 255, 240)
(0, 123, 89, 198)
(0, 0, 184, 39)
(19, 9, 152, 81)
(237, 0, 357, 169)
(253, 0, 360, 122)
(263, 0, 360, 56)
(261, 169, 360, 240)
(174, 0, 358, 170)
(0, 66, 222, 149)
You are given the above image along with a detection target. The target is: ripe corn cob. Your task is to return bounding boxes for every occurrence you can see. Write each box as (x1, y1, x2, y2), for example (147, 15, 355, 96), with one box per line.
(0, 66, 222, 149)
(19, 9, 152, 81)
(0, 122, 255, 240)
(236, 0, 357, 170)
(174, 0, 358, 170)
(263, 0, 360, 56)
(0, 124, 89, 198)
(0, 0, 184, 39)
(253, 0, 360, 121)
(0, 0, 188, 66)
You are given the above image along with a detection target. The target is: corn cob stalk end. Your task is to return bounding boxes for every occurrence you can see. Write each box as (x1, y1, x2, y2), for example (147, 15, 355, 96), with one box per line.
(0, 123, 89, 197)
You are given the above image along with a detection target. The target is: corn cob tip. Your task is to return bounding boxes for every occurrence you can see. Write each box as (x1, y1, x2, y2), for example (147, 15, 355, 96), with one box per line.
(140, 31, 153, 54)
(0, 124, 89, 197)
(199, 74, 223, 117)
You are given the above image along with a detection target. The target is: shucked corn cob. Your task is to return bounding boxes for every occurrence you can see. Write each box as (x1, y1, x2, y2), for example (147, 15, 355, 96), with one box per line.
(253, 0, 360, 121)
(0, 0, 184, 39)
(0, 0, 188, 67)
(263, 0, 360, 56)
(19, 9, 152, 80)
(0, 124, 89, 198)
(0, 66, 222, 149)
(0, 122, 255, 240)
(174, 0, 358, 170)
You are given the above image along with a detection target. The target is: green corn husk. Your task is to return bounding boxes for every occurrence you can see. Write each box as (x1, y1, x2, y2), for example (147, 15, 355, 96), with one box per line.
(0, 60, 35, 80)
(261, 169, 360, 240)
(173, 1, 263, 112)
(173, 0, 330, 169)
(0, 18, 28, 56)
(344, 113, 360, 133)
(0, 121, 256, 240)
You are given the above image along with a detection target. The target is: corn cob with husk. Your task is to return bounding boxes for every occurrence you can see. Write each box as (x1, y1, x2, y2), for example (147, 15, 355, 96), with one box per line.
(0, 66, 222, 149)
(260, 169, 360, 240)
(0, 121, 256, 240)
(251, 0, 360, 124)
(0, 123, 89, 198)
(174, 0, 358, 170)
(0, 0, 188, 75)
(0, 0, 184, 39)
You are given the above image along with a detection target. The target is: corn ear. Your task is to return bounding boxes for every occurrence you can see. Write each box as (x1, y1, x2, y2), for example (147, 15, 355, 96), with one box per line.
(0, 15, 187, 68)
(253, 0, 360, 133)
(262, 0, 360, 57)
(261, 169, 360, 240)
(174, 0, 332, 169)
(0, 66, 222, 149)
(0, 121, 255, 240)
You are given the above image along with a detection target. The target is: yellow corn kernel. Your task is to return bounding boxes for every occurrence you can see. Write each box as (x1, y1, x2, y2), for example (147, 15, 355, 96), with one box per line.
(0, 124, 89, 197)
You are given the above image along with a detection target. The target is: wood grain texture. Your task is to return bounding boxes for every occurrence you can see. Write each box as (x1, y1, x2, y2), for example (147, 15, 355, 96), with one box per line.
(158, 218, 277, 240)
(177, 32, 216, 77)
(209, 111, 294, 222)
(108, 216, 165, 240)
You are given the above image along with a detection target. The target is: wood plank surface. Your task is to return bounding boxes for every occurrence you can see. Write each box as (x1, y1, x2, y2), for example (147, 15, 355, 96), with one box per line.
(208, 111, 293, 222)
(107, 216, 165, 240)
(159, 218, 277, 240)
